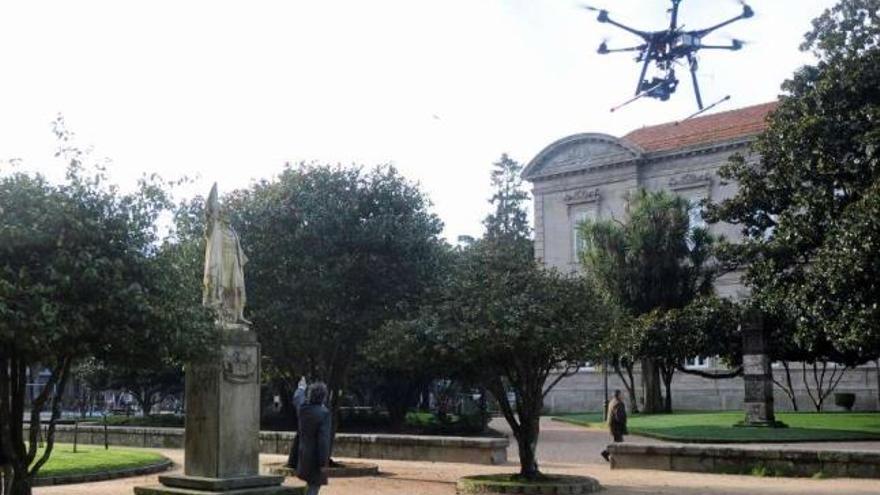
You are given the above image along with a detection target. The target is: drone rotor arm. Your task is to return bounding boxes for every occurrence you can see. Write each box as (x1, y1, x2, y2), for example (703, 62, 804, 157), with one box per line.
(669, 0, 681, 31)
(694, 14, 749, 38)
(601, 16, 652, 40)
(599, 43, 647, 54)
(698, 42, 743, 50)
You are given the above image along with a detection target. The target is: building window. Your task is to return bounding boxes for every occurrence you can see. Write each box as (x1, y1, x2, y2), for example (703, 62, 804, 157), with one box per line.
(571, 207, 595, 261)
(687, 198, 706, 231)
(684, 356, 710, 369)
(673, 192, 707, 250)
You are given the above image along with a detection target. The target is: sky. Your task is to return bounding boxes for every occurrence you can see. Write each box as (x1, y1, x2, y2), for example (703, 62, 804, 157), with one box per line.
(0, 0, 836, 241)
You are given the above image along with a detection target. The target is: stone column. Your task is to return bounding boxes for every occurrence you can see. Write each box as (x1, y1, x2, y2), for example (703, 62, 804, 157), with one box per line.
(135, 326, 302, 494)
(740, 310, 780, 427)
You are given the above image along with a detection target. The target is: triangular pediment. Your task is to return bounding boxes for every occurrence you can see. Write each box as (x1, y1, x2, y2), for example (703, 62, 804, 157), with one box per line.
(522, 133, 643, 180)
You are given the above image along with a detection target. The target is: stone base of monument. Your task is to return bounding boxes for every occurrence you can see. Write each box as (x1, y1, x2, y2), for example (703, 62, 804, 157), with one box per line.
(133, 474, 305, 495)
(266, 461, 379, 478)
(734, 419, 788, 428)
(456, 474, 601, 494)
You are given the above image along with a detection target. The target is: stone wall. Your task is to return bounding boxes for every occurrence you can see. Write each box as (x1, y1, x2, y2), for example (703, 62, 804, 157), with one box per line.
(608, 443, 880, 478)
(25, 425, 508, 465)
(543, 364, 880, 413)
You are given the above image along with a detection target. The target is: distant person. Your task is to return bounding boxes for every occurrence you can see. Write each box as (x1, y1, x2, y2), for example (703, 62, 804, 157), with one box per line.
(291, 378, 331, 495)
(601, 389, 627, 462)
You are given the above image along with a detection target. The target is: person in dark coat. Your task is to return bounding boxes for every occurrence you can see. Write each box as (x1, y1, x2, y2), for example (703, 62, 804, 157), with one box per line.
(292, 379, 332, 495)
(601, 389, 627, 462)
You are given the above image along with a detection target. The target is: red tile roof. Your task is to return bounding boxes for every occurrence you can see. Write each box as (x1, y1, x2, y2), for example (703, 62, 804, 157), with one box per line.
(622, 101, 778, 153)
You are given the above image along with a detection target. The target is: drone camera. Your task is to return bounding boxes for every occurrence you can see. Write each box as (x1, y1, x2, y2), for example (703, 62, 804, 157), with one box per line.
(674, 34, 701, 50)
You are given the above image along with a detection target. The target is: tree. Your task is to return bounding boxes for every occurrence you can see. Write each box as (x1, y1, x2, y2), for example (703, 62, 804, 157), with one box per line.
(0, 120, 214, 495)
(707, 0, 880, 383)
(438, 245, 603, 479)
(580, 189, 718, 413)
(389, 155, 607, 480)
(223, 163, 446, 439)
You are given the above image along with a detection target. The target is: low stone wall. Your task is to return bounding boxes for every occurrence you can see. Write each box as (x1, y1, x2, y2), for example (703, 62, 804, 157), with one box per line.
(262, 431, 508, 465)
(608, 443, 880, 478)
(544, 364, 880, 413)
(27, 425, 508, 465)
(33, 458, 173, 487)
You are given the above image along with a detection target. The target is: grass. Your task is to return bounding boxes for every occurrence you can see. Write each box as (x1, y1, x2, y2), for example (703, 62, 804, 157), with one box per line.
(553, 411, 880, 443)
(33, 444, 166, 478)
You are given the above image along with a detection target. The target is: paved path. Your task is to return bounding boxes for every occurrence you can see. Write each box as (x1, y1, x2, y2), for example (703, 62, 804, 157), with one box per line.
(490, 417, 664, 465)
(499, 417, 880, 458)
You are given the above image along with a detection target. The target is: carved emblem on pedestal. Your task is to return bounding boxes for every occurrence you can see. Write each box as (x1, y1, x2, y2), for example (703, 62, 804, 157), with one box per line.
(222, 349, 257, 383)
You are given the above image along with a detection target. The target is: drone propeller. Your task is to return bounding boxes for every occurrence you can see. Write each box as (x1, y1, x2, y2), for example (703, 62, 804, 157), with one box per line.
(579, 3, 603, 12)
(735, 0, 755, 16)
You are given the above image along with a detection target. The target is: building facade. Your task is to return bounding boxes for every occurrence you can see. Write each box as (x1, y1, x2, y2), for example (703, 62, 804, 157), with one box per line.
(522, 102, 880, 412)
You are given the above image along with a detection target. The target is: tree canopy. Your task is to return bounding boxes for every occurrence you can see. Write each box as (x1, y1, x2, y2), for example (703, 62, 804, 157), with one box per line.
(0, 121, 214, 495)
(708, 0, 880, 361)
(224, 163, 446, 429)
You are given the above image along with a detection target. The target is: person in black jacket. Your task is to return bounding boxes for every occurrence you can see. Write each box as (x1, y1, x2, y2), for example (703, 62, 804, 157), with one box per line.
(292, 379, 331, 495)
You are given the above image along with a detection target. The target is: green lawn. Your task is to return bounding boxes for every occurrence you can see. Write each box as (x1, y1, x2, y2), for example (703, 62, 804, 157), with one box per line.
(553, 411, 880, 443)
(33, 444, 167, 478)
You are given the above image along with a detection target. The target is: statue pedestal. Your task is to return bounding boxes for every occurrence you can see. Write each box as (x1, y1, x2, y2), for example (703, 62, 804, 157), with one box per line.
(135, 327, 303, 494)
(738, 311, 785, 428)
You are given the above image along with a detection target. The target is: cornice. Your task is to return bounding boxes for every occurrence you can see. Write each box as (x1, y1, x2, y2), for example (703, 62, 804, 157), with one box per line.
(527, 136, 755, 184)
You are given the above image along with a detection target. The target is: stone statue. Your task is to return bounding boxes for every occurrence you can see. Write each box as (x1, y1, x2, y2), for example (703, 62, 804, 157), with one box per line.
(203, 183, 250, 326)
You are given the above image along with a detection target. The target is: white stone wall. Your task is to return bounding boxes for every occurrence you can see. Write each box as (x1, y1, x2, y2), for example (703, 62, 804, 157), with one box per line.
(543, 364, 880, 413)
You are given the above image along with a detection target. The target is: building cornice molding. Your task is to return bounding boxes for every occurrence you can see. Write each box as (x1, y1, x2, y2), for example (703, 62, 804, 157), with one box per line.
(522, 132, 644, 181)
(526, 136, 754, 184)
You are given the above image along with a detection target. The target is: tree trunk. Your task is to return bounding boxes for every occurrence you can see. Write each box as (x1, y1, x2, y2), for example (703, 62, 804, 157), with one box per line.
(660, 364, 674, 413)
(137, 389, 155, 418)
(485, 378, 543, 481)
(10, 466, 32, 495)
(613, 360, 640, 414)
(641, 359, 663, 414)
(515, 412, 541, 480)
(771, 361, 798, 411)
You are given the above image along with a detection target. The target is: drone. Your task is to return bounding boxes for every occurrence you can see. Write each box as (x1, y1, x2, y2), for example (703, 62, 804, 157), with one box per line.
(583, 0, 754, 115)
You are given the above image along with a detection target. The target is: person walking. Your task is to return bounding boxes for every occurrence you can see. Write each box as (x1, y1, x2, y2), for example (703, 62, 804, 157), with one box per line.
(292, 378, 331, 495)
(601, 389, 627, 462)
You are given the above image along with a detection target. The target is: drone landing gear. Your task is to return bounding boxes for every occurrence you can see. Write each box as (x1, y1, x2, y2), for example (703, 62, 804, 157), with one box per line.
(679, 94, 731, 122)
(610, 72, 678, 113)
